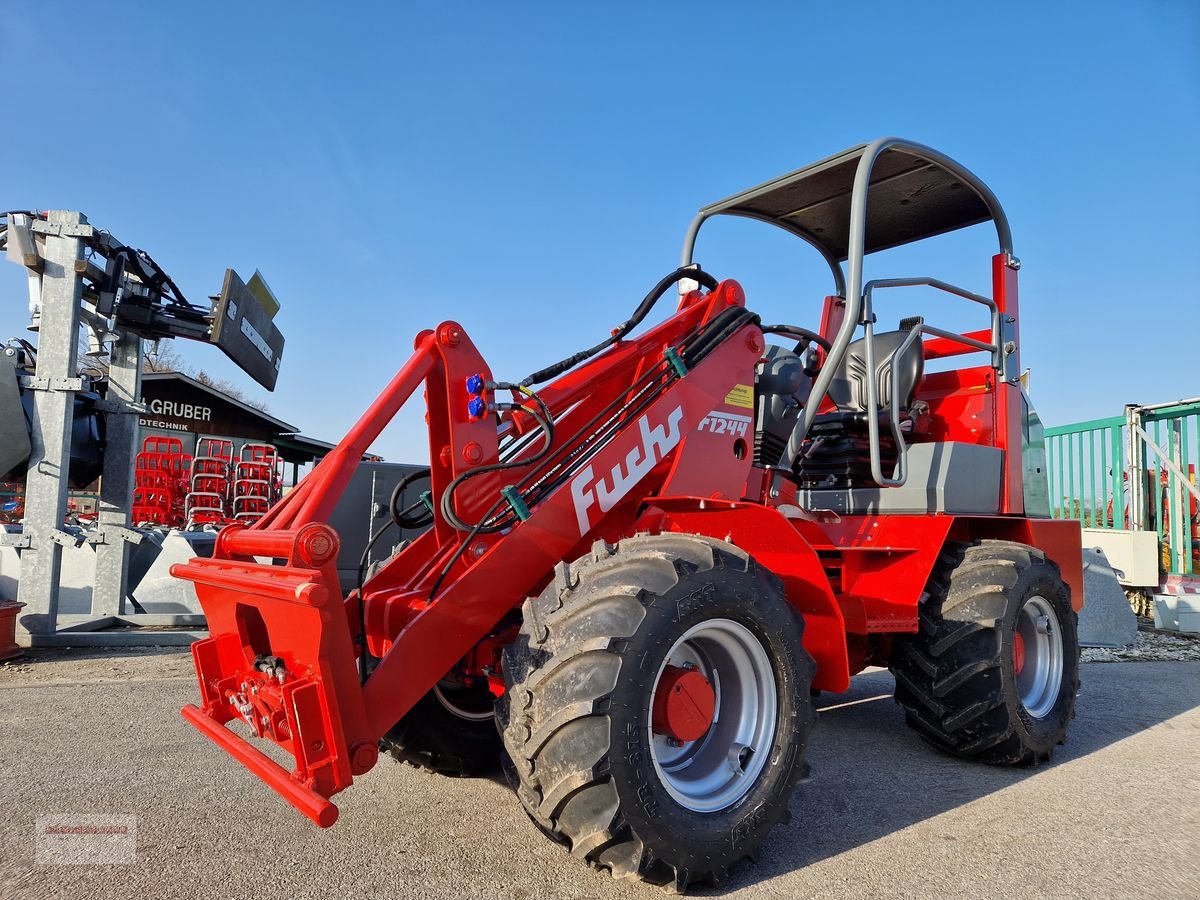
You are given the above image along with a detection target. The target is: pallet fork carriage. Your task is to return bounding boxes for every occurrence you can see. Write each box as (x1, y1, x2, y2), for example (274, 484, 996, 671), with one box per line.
(173, 138, 1083, 889)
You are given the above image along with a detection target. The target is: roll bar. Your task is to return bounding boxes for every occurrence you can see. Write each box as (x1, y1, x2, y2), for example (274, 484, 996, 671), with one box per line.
(681, 209, 848, 298)
(857, 278, 1001, 487)
(681, 137, 1014, 481)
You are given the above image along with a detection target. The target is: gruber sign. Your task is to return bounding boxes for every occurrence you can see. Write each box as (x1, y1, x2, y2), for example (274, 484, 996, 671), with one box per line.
(135, 374, 290, 440)
(139, 398, 213, 433)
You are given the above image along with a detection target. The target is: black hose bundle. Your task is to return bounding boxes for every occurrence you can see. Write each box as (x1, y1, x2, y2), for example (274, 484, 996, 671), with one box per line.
(519, 266, 719, 387)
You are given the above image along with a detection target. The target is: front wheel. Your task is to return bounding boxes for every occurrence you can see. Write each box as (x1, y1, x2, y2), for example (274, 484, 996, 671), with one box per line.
(498, 534, 814, 890)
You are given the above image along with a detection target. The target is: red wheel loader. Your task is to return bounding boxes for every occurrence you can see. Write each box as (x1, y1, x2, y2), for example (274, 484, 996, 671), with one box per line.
(172, 138, 1083, 890)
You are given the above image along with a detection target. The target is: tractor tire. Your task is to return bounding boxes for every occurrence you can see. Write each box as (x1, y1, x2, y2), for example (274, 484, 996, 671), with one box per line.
(889, 539, 1080, 765)
(497, 534, 814, 890)
(382, 680, 501, 776)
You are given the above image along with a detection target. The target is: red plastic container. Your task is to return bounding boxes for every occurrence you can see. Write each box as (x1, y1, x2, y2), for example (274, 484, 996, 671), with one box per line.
(0, 601, 25, 661)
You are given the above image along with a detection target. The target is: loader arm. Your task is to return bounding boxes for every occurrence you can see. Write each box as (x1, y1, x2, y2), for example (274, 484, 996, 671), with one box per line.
(172, 276, 765, 825)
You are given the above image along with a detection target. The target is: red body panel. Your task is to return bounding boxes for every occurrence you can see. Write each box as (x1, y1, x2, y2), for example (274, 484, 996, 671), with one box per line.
(640, 500, 850, 692)
(919, 366, 997, 446)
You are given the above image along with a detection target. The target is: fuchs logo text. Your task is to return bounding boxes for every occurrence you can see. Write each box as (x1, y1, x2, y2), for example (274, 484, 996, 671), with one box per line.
(571, 405, 685, 534)
(698, 410, 751, 437)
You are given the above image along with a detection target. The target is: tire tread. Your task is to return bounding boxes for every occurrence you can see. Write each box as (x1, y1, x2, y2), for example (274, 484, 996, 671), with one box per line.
(499, 534, 811, 888)
(890, 539, 1079, 766)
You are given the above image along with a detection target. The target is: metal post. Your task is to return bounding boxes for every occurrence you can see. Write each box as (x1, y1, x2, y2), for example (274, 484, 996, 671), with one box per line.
(91, 330, 144, 616)
(1170, 419, 1186, 575)
(1126, 404, 1146, 532)
(15, 211, 87, 640)
(1111, 423, 1125, 528)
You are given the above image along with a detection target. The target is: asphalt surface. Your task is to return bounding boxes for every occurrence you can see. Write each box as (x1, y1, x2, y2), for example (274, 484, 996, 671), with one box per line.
(0, 651, 1196, 900)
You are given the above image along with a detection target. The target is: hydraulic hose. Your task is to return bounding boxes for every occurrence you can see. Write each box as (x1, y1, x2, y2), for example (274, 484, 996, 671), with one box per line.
(680, 305, 760, 368)
(520, 266, 719, 387)
(430, 266, 727, 590)
(389, 466, 433, 529)
(439, 397, 553, 532)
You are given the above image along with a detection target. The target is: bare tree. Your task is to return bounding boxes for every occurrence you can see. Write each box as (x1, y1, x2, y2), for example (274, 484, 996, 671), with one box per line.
(143, 340, 188, 374)
(195, 369, 270, 412)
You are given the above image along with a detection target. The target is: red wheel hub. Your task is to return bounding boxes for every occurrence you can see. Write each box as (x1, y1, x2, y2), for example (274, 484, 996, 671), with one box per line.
(651, 665, 716, 743)
(1013, 632, 1026, 676)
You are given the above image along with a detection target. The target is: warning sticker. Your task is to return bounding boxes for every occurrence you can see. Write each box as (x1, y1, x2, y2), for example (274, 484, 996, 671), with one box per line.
(723, 384, 754, 409)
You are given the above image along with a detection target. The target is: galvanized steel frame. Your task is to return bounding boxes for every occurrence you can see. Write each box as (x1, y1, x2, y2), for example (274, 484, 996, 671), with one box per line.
(3, 211, 208, 646)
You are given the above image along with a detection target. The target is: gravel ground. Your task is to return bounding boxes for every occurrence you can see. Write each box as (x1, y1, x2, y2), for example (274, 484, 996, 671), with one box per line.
(0, 650, 1197, 900)
(1081, 627, 1200, 663)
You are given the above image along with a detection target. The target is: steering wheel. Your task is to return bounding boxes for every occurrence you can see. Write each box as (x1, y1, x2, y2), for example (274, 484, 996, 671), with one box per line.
(760, 324, 832, 379)
(760, 324, 832, 354)
(762, 323, 832, 361)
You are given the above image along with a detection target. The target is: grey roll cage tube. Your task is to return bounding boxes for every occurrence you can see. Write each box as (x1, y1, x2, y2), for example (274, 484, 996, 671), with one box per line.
(680, 136, 1013, 488)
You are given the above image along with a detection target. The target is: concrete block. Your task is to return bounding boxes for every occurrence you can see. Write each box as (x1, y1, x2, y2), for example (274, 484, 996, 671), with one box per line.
(1081, 528, 1159, 587)
(125, 529, 168, 595)
(1078, 545, 1138, 648)
(0, 529, 20, 602)
(2, 526, 97, 615)
(1, 524, 217, 626)
(129, 530, 214, 614)
(56, 533, 97, 616)
(1153, 594, 1200, 634)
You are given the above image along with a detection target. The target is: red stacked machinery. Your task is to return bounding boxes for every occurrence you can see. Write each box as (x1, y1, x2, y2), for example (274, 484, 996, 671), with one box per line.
(132, 437, 191, 525)
(185, 439, 235, 525)
(232, 443, 282, 523)
(132, 437, 287, 528)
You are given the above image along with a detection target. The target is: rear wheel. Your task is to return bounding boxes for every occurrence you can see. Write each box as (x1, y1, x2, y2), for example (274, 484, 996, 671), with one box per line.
(498, 534, 814, 889)
(382, 678, 501, 775)
(889, 539, 1080, 765)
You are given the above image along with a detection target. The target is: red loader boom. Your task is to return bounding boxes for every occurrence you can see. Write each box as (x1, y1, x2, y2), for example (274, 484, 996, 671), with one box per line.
(173, 138, 1083, 889)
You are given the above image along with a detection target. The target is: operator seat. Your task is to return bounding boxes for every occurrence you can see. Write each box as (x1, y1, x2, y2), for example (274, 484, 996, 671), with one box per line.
(795, 329, 925, 486)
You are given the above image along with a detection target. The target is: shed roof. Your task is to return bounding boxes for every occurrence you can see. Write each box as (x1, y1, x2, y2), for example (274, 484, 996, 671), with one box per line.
(272, 432, 384, 465)
(140, 371, 296, 432)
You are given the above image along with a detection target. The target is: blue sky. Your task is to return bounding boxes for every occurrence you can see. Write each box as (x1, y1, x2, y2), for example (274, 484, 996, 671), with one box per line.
(3, 1, 1197, 463)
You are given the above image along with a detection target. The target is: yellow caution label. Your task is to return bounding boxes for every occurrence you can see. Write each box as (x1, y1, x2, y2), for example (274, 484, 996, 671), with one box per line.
(723, 384, 754, 409)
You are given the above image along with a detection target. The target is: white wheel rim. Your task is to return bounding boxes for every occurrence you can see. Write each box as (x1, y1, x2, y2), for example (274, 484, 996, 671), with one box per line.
(433, 681, 494, 722)
(648, 618, 778, 813)
(1015, 595, 1065, 719)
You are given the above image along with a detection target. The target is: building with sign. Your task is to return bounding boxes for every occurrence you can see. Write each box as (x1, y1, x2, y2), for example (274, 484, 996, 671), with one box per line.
(132, 372, 342, 484)
(138, 372, 296, 453)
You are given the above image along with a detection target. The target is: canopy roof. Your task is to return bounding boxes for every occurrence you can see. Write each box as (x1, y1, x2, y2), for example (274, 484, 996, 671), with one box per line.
(687, 139, 1011, 287)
